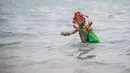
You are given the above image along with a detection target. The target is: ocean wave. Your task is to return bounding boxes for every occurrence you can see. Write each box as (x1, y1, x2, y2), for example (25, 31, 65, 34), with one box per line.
(0, 18, 8, 22)
(123, 68, 130, 73)
(0, 12, 11, 15)
(86, 61, 110, 65)
(0, 56, 19, 60)
(0, 41, 21, 47)
(108, 39, 130, 44)
(0, 30, 36, 37)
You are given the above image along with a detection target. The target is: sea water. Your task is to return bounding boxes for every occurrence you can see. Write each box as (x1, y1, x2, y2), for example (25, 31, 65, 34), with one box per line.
(0, 0, 130, 73)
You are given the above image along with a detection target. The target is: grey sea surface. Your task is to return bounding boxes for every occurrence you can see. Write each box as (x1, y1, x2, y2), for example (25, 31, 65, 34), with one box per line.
(0, 0, 130, 73)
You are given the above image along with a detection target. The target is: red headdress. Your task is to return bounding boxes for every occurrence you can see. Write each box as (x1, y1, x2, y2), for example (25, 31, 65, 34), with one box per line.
(72, 12, 89, 29)
(72, 12, 88, 24)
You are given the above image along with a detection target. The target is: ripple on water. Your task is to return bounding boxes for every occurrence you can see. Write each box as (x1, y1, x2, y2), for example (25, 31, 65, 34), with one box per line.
(0, 41, 21, 47)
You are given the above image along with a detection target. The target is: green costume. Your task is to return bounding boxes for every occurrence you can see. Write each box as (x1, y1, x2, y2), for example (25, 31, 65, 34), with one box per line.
(79, 24, 99, 43)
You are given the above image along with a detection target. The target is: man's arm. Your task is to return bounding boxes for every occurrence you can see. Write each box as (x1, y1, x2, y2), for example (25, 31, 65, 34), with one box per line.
(61, 29, 78, 36)
(69, 29, 78, 35)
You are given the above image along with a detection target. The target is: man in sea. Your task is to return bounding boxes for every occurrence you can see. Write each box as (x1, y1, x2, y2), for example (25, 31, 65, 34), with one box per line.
(61, 11, 99, 43)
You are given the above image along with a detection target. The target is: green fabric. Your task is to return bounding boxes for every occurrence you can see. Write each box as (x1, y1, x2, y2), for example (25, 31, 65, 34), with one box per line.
(88, 31, 99, 43)
(63, 32, 70, 36)
(79, 30, 88, 43)
(78, 23, 100, 43)
(79, 23, 84, 29)
(80, 30, 86, 36)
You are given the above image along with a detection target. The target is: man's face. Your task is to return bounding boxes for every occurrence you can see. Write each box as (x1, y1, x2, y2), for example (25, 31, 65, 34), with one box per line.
(75, 15, 82, 25)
